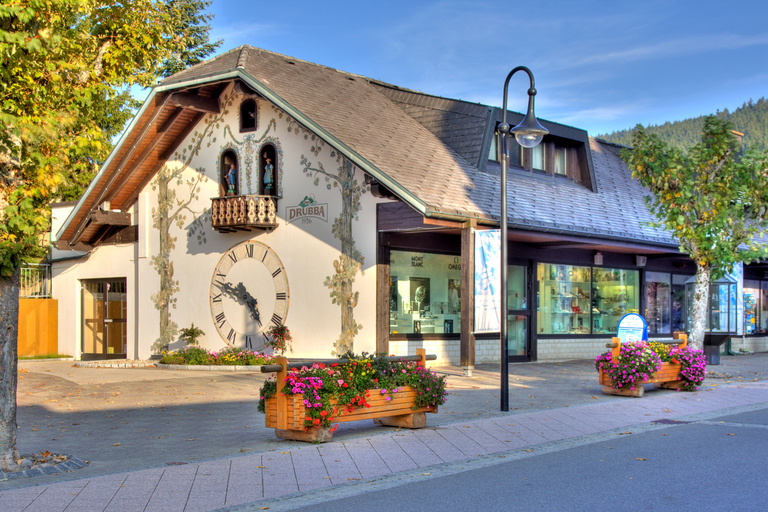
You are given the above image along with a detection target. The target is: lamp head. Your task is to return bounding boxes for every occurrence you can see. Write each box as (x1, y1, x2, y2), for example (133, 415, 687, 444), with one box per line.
(510, 89, 548, 148)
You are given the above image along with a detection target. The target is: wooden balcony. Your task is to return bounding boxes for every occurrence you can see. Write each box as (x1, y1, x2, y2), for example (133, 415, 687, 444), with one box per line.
(211, 195, 278, 233)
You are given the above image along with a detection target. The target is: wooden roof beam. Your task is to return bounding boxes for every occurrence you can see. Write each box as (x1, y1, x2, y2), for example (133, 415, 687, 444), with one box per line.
(169, 92, 220, 113)
(105, 108, 184, 207)
(121, 112, 205, 209)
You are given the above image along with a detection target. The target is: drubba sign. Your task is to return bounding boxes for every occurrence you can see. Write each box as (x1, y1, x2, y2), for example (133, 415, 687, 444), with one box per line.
(616, 313, 648, 343)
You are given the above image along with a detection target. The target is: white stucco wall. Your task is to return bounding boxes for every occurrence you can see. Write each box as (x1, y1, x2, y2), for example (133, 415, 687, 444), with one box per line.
(130, 85, 382, 359)
(51, 242, 137, 359)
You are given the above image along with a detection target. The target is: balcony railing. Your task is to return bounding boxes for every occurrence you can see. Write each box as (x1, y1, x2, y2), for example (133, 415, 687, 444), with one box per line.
(211, 195, 278, 233)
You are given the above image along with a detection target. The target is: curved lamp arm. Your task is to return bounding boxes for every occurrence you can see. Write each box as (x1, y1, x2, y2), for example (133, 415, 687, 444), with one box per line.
(498, 66, 548, 149)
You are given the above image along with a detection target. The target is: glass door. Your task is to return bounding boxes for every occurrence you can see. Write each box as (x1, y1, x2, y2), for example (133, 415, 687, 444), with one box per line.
(82, 279, 127, 360)
(507, 265, 530, 361)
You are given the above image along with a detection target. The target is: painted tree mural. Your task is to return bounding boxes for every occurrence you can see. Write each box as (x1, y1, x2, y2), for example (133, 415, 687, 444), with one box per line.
(300, 143, 369, 355)
(150, 164, 206, 352)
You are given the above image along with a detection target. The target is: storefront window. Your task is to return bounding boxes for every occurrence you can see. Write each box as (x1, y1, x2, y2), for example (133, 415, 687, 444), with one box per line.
(671, 274, 688, 332)
(645, 272, 671, 334)
(536, 263, 639, 335)
(593, 267, 640, 334)
(744, 280, 759, 335)
(389, 250, 461, 335)
(537, 264, 591, 335)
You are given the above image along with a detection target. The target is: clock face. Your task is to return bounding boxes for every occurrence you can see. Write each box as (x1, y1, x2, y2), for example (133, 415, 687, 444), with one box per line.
(209, 240, 289, 350)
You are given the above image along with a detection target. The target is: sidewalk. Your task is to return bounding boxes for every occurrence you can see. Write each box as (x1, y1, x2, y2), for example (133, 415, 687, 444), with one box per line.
(1, 354, 767, 511)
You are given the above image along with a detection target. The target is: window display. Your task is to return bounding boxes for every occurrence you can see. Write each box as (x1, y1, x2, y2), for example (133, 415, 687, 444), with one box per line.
(744, 280, 759, 334)
(645, 272, 671, 333)
(537, 263, 639, 335)
(390, 251, 461, 335)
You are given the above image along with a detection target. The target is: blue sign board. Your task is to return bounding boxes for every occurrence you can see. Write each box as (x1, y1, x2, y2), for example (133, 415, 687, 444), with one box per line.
(616, 313, 647, 343)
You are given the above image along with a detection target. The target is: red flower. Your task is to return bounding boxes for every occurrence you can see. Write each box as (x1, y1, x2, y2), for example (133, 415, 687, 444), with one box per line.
(342, 383, 348, 387)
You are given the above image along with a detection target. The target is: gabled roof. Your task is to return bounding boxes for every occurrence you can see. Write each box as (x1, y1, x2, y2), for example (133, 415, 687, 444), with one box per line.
(56, 45, 677, 251)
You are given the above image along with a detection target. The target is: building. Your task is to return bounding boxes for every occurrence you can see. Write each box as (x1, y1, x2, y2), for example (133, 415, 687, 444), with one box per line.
(51, 46, 768, 367)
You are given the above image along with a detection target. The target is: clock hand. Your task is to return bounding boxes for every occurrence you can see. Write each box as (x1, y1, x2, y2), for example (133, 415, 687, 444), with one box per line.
(218, 281, 263, 325)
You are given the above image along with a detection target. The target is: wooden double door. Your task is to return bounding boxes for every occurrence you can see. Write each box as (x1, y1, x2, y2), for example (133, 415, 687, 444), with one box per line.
(82, 279, 127, 360)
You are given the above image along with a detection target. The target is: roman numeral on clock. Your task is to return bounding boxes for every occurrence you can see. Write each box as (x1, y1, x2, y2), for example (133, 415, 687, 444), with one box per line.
(215, 312, 226, 328)
(245, 336, 254, 350)
(245, 244, 254, 258)
(275, 292, 286, 301)
(272, 268, 282, 278)
(228, 252, 237, 264)
(227, 329, 236, 342)
(271, 313, 283, 326)
(212, 293, 222, 303)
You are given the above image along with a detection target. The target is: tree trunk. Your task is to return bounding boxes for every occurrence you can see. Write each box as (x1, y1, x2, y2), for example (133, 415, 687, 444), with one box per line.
(689, 264, 711, 350)
(0, 270, 20, 471)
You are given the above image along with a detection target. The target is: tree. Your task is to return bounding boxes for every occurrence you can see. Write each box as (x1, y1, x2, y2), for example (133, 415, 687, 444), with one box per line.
(624, 116, 768, 349)
(160, 0, 222, 78)
(0, 0, 193, 472)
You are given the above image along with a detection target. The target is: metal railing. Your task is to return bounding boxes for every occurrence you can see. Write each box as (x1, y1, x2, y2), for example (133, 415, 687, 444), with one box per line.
(20, 263, 51, 298)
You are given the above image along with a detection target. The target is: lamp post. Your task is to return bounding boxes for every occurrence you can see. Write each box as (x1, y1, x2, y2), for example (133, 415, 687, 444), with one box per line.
(497, 67, 548, 411)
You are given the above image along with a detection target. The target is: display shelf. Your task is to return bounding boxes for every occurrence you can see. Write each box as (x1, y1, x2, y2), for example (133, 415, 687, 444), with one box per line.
(538, 276, 637, 335)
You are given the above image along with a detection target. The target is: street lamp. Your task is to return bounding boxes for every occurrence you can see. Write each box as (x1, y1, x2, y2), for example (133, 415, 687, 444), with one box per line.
(497, 67, 548, 412)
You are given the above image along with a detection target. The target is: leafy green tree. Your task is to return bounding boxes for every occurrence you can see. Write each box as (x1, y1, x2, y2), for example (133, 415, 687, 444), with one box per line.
(623, 116, 768, 349)
(0, 0, 194, 472)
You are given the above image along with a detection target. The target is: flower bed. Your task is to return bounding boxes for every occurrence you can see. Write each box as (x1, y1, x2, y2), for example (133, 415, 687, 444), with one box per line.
(159, 346, 277, 366)
(258, 349, 447, 442)
(595, 333, 706, 397)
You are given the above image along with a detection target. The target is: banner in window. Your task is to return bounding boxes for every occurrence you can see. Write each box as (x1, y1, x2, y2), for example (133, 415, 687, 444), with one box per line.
(474, 230, 501, 333)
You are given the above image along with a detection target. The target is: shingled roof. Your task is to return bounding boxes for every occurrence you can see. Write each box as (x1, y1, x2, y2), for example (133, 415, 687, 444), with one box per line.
(58, 45, 678, 250)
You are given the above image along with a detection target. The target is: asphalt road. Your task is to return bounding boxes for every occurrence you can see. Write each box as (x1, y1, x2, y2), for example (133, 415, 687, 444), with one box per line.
(276, 407, 768, 512)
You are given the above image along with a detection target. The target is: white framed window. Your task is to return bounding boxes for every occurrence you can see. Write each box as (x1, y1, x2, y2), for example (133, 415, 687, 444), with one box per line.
(554, 147, 567, 175)
(531, 144, 545, 171)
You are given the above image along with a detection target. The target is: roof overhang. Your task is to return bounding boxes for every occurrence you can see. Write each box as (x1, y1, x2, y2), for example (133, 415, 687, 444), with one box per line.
(56, 68, 428, 250)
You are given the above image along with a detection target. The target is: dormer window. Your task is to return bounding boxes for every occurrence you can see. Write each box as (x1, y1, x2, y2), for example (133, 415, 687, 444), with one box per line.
(531, 144, 545, 171)
(240, 99, 257, 132)
(220, 150, 239, 196)
(554, 147, 567, 176)
(488, 125, 520, 165)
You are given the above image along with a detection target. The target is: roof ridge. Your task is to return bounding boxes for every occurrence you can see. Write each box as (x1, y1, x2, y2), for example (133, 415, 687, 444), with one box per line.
(236, 46, 249, 69)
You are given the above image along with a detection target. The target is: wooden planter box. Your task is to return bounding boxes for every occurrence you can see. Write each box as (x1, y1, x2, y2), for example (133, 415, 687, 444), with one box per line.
(599, 333, 688, 397)
(264, 385, 437, 442)
(261, 349, 439, 442)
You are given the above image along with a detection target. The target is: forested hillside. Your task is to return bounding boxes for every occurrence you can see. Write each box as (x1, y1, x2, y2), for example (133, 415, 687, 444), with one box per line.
(597, 97, 768, 151)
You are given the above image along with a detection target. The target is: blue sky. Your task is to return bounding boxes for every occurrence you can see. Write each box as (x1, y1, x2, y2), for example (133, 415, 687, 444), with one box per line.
(197, 0, 768, 136)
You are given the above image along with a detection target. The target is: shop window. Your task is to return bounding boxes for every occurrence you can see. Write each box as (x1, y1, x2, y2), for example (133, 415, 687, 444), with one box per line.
(744, 280, 759, 334)
(220, 149, 239, 196)
(645, 272, 671, 334)
(536, 263, 639, 335)
(259, 144, 277, 196)
(240, 99, 257, 132)
(389, 250, 461, 335)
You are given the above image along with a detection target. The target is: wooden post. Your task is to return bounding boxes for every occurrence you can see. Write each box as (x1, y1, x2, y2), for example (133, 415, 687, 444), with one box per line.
(674, 332, 688, 348)
(460, 221, 476, 375)
(611, 337, 621, 362)
(275, 356, 288, 430)
(376, 238, 390, 355)
(416, 348, 426, 368)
